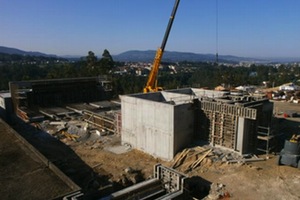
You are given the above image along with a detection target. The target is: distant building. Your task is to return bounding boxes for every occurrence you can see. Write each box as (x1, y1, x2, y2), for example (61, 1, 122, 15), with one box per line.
(235, 85, 256, 93)
(279, 83, 300, 91)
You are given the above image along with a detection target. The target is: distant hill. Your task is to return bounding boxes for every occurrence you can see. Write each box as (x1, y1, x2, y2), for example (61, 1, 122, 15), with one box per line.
(3, 46, 299, 63)
(112, 50, 261, 63)
(0, 46, 57, 57)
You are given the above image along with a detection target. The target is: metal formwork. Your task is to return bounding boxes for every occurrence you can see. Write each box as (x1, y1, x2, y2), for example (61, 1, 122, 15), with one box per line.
(154, 164, 186, 193)
(200, 100, 258, 151)
(114, 111, 122, 135)
(103, 164, 187, 200)
(203, 110, 237, 149)
(201, 101, 257, 120)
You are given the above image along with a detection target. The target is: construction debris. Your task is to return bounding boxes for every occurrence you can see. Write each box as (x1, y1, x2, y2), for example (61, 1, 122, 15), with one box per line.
(203, 183, 230, 200)
(172, 148, 191, 168)
(190, 149, 213, 170)
(36, 117, 102, 145)
(61, 131, 80, 141)
(171, 146, 263, 173)
(29, 102, 121, 147)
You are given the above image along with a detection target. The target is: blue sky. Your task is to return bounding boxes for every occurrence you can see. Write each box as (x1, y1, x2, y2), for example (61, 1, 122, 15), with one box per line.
(1, 0, 300, 58)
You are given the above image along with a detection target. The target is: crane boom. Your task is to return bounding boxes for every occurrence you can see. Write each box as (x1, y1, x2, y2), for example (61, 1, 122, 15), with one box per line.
(143, 0, 180, 93)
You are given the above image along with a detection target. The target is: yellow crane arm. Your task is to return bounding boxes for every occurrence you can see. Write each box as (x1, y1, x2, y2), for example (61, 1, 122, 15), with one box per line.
(143, 48, 163, 93)
(143, 0, 180, 93)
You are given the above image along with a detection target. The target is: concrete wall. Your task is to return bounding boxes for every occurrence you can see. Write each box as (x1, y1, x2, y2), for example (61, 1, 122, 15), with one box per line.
(173, 104, 194, 155)
(133, 92, 166, 102)
(161, 91, 194, 105)
(121, 94, 194, 161)
(166, 88, 193, 95)
(192, 88, 229, 98)
(121, 95, 174, 160)
(236, 117, 245, 153)
(10, 77, 111, 110)
(236, 117, 257, 154)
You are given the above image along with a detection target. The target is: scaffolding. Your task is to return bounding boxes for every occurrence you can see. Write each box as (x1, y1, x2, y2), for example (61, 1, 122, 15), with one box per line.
(257, 126, 274, 158)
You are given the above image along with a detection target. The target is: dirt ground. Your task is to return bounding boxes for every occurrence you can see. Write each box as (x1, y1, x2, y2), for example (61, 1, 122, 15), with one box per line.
(73, 100, 300, 199)
(67, 138, 300, 200)
(12, 100, 300, 199)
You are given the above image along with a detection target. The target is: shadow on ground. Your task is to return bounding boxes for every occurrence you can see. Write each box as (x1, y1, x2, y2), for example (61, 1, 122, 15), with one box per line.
(12, 117, 112, 198)
(273, 117, 300, 152)
(185, 176, 211, 199)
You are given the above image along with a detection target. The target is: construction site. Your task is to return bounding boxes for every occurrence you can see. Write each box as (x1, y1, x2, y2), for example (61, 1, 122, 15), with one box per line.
(1, 0, 300, 199)
(1, 74, 300, 199)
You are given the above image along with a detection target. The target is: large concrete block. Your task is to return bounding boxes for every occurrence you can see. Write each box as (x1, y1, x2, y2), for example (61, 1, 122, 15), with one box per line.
(121, 93, 194, 161)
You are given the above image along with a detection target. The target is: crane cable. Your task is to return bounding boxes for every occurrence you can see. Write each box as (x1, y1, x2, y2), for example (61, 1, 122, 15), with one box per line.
(216, 0, 219, 64)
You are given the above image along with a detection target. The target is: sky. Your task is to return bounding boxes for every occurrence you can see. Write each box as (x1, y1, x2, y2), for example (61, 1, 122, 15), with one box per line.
(1, 0, 300, 58)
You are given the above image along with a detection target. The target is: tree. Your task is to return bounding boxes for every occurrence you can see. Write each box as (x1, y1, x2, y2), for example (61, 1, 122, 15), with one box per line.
(102, 49, 113, 62)
(98, 49, 114, 74)
(86, 51, 97, 68)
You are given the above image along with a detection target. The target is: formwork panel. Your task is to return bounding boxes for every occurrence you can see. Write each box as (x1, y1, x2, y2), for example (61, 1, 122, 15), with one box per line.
(201, 101, 257, 120)
(202, 110, 237, 150)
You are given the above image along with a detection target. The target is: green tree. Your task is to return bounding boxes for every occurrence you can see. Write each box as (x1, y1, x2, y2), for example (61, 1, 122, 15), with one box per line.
(86, 51, 97, 68)
(98, 49, 114, 74)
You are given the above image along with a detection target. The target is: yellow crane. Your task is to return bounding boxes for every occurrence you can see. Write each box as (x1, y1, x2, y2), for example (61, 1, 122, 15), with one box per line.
(143, 0, 180, 93)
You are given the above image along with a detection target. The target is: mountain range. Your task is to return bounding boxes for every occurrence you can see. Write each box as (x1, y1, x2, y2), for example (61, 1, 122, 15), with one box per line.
(112, 50, 259, 63)
(1, 45, 299, 63)
(0, 46, 57, 57)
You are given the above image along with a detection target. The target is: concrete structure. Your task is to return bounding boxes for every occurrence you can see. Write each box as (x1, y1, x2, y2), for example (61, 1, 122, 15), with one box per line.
(121, 90, 197, 160)
(121, 88, 273, 160)
(0, 92, 13, 123)
(9, 77, 112, 122)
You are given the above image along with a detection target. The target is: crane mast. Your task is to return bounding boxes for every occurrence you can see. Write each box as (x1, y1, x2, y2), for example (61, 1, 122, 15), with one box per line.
(143, 0, 180, 93)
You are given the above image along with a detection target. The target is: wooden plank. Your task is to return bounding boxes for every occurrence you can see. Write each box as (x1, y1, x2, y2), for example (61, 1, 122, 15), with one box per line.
(171, 149, 190, 168)
(191, 149, 213, 169)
